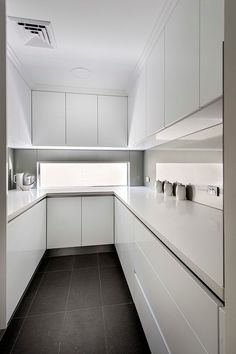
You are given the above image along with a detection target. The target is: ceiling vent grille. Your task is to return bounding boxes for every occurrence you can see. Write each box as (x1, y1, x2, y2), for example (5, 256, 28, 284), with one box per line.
(8, 17, 56, 49)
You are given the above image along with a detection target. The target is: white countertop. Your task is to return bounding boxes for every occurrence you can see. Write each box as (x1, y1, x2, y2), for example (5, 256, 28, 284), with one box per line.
(7, 186, 224, 300)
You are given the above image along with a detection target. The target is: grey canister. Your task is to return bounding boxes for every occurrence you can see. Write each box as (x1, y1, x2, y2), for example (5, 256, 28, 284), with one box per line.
(156, 180, 163, 193)
(176, 183, 187, 200)
(164, 181, 173, 196)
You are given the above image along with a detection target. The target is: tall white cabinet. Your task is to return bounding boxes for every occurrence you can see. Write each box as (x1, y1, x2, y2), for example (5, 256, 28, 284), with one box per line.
(66, 94, 98, 146)
(128, 68, 146, 145)
(200, 0, 224, 106)
(165, 0, 200, 126)
(146, 31, 165, 136)
(32, 91, 66, 146)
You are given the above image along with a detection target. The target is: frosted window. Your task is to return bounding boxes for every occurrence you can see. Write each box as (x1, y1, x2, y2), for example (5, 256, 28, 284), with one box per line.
(39, 162, 128, 188)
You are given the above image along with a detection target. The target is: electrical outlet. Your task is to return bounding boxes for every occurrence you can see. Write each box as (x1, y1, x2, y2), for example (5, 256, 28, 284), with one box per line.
(208, 185, 220, 196)
(145, 176, 150, 183)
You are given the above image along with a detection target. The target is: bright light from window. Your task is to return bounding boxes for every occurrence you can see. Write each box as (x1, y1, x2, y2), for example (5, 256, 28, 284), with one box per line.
(38, 162, 128, 188)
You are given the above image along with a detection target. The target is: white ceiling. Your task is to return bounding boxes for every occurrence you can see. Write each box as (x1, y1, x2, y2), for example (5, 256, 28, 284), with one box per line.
(7, 0, 166, 92)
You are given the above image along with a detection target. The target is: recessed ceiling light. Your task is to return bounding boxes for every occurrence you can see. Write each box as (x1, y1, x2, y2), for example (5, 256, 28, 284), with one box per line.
(71, 67, 90, 79)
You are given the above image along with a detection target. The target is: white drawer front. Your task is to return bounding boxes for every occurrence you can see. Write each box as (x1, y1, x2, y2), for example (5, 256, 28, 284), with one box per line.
(134, 218, 221, 354)
(134, 243, 209, 354)
(134, 273, 170, 354)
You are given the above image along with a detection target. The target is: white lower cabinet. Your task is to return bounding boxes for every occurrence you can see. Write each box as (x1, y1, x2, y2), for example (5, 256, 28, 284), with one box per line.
(47, 196, 114, 248)
(114, 197, 223, 354)
(7, 199, 46, 322)
(115, 198, 135, 295)
(82, 196, 114, 246)
(47, 197, 82, 249)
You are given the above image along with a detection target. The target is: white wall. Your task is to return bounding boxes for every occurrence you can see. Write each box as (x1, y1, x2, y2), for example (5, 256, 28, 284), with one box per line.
(0, 0, 7, 329)
(144, 149, 223, 208)
(224, 0, 236, 352)
(7, 58, 31, 148)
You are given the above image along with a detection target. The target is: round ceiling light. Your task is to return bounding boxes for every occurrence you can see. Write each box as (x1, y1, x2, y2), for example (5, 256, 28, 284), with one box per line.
(71, 67, 90, 79)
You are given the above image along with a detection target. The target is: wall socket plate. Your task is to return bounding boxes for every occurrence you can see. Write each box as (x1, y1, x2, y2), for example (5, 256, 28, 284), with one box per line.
(145, 176, 150, 183)
(207, 185, 220, 196)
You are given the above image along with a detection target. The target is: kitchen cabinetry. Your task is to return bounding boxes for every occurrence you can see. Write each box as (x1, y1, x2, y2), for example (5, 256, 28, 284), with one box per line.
(98, 96, 127, 147)
(128, 68, 146, 145)
(47, 197, 82, 249)
(66, 93, 97, 146)
(32, 91, 127, 147)
(115, 198, 135, 295)
(7, 59, 31, 148)
(47, 196, 114, 248)
(32, 91, 65, 146)
(114, 198, 223, 354)
(7, 199, 46, 322)
(146, 31, 165, 136)
(82, 196, 114, 246)
(165, 0, 199, 126)
(200, 0, 224, 106)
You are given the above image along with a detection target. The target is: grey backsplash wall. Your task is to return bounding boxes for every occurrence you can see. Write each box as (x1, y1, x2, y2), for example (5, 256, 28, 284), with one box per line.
(9, 149, 144, 189)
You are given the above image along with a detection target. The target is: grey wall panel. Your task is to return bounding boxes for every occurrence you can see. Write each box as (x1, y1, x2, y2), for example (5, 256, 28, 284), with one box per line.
(12, 149, 144, 188)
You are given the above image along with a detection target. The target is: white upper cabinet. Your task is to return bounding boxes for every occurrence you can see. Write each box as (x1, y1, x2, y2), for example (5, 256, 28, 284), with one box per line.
(98, 96, 127, 147)
(32, 91, 65, 146)
(165, 0, 200, 126)
(7, 59, 31, 148)
(146, 31, 165, 136)
(128, 67, 146, 145)
(66, 93, 98, 146)
(200, 0, 224, 106)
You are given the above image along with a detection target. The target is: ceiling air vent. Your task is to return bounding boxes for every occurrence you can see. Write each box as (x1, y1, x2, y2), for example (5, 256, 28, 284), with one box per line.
(8, 17, 56, 49)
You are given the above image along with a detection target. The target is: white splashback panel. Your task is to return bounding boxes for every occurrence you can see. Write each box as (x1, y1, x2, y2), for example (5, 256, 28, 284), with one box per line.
(156, 163, 223, 209)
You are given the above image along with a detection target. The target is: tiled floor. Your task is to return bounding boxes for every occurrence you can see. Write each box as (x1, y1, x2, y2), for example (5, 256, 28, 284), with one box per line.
(0, 252, 150, 354)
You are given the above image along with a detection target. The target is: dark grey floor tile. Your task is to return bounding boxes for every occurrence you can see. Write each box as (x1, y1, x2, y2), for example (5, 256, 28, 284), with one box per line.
(37, 257, 50, 273)
(47, 256, 74, 272)
(73, 254, 98, 269)
(11, 312, 64, 354)
(104, 303, 150, 354)
(14, 272, 44, 318)
(0, 318, 24, 354)
(59, 307, 106, 354)
(100, 266, 132, 305)
(28, 271, 71, 315)
(67, 268, 101, 310)
(98, 252, 120, 268)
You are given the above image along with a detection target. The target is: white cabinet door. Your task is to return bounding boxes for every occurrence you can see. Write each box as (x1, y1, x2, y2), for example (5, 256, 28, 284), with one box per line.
(82, 196, 114, 246)
(128, 68, 146, 145)
(7, 199, 46, 322)
(98, 96, 127, 147)
(200, 0, 224, 106)
(7, 59, 31, 148)
(66, 93, 98, 146)
(32, 91, 65, 146)
(115, 198, 135, 295)
(165, 0, 199, 126)
(146, 31, 165, 136)
(47, 197, 82, 249)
